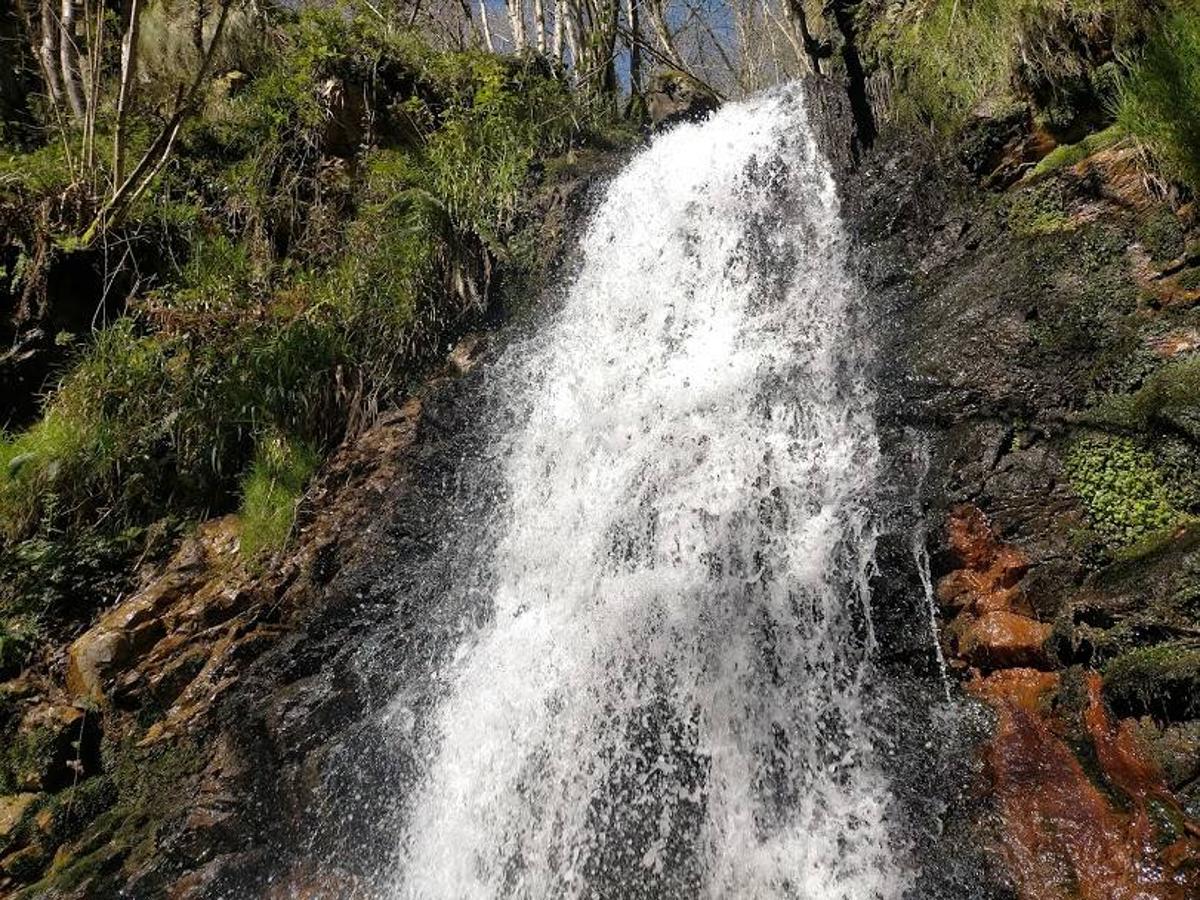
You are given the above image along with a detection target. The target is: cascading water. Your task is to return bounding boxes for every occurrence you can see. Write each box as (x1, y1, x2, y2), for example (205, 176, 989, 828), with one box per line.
(394, 88, 910, 899)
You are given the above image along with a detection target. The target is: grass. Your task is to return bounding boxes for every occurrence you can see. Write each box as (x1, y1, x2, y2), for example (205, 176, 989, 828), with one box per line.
(238, 432, 320, 559)
(1117, 2, 1200, 192)
(865, 0, 1148, 134)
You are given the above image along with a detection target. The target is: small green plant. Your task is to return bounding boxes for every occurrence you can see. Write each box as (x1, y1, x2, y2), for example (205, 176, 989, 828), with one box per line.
(1008, 182, 1071, 236)
(1117, 2, 1200, 192)
(1065, 435, 1185, 547)
(238, 432, 320, 559)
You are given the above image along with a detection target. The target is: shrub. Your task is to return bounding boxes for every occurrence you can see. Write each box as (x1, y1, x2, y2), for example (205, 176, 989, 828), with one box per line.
(1117, 2, 1200, 192)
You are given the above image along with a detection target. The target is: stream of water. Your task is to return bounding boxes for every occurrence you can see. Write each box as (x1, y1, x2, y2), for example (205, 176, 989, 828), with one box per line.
(392, 87, 911, 899)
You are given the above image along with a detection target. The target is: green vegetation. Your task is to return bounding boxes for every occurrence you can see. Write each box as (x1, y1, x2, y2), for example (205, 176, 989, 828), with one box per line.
(238, 432, 320, 559)
(1117, 3, 1200, 191)
(1029, 124, 1126, 178)
(864, 0, 1146, 134)
(1089, 356, 1200, 443)
(865, 0, 1200, 194)
(1065, 435, 1186, 548)
(0, 6, 623, 645)
(1008, 181, 1072, 235)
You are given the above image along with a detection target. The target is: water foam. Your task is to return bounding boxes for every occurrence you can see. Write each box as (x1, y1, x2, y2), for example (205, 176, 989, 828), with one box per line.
(394, 87, 909, 899)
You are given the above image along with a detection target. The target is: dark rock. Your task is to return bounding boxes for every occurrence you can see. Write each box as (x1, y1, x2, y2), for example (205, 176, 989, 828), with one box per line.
(644, 72, 719, 130)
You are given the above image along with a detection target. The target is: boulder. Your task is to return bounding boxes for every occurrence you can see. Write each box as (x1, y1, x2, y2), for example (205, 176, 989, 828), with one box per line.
(645, 72, 719, 130)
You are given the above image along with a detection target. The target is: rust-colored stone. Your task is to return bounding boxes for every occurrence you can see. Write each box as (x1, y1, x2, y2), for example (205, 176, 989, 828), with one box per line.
(958, 610, 1052, 669)
(970, 663, 1200, 899)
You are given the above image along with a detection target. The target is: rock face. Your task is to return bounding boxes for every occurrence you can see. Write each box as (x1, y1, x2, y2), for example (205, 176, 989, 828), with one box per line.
(834, 74, 1200, 899)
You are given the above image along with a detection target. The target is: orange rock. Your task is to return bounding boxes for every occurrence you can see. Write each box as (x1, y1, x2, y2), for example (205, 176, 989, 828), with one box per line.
(957, 610, 1051, 669)
(968, 667, 1060, 713)
(946, 503, 999, 570)
(972, 668, 1200, 900)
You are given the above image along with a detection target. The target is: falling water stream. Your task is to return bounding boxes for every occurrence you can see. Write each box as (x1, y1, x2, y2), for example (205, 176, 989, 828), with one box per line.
(392, 88, 912, 899)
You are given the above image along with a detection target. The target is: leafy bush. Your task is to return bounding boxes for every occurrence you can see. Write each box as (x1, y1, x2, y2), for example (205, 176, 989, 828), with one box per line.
(1117, 2, 1200, 192)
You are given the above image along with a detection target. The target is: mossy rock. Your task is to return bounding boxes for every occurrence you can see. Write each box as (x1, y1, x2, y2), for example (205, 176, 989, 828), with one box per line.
(1104, 642, 1200, 721)
(1137, 207, 1186, 267)
(1007, 181, 1071, 237)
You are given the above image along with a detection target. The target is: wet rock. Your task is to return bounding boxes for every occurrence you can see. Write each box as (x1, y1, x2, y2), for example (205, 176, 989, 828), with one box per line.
(969, 669, 1200, 899)
(957, 610, 1052, 669)
(645, 72, 719, 129)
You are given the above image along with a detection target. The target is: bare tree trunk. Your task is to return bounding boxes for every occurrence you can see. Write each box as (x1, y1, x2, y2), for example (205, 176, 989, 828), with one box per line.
(644, 0, 683, 69)
(564, 0, 581, 74)
(624, 0, 640, 94)
(507, 0, 525, 50)
(478, 0, 495, 51)
(112, 0, 142, 189)
(533, 0, 546, 53)
(782, 0, 824, 75)
(38, 0, 63, 102)
(552, 0, 564, 61)
(83, 0, 233, 243)
(59, 0, 83, 119)
(81, 0, 106, 176)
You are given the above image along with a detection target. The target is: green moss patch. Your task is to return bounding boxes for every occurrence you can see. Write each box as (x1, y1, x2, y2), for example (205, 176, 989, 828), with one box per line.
(1065, 435, 1187, 548)
(1030, 125, 1127, 179)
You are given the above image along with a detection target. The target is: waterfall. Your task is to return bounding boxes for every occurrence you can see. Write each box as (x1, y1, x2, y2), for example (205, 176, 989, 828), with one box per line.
(393, 88, 910, 899)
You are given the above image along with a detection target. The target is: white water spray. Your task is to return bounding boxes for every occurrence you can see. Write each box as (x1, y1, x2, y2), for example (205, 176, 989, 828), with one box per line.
(394, 88, 910, 899)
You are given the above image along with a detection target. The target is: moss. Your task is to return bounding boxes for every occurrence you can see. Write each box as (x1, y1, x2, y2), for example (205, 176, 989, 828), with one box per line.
(1137, 207, 1187, 266)
(19, 737, 206, 896)
(1104, 642, 1200, 720)
(1029, 125, 1127, 179)
(1065, 435, 1186, 548)
(1091, 356, 1200, 443)
(1008, 182, 1072, 236)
